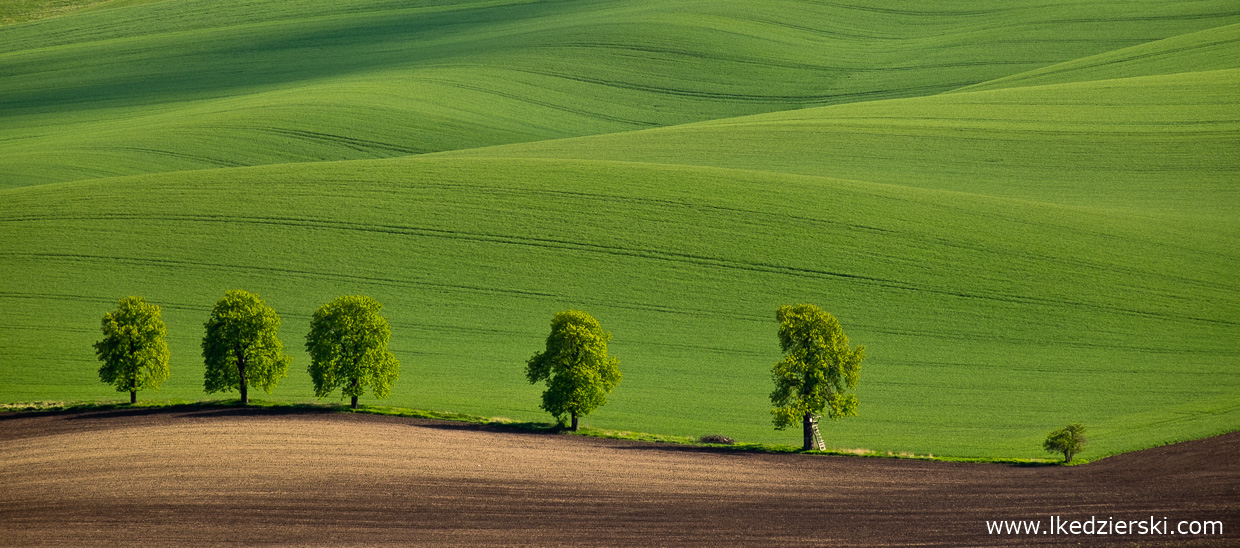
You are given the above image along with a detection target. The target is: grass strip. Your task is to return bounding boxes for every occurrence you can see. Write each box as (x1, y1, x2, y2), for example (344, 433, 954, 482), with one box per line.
(1, 398, 1063, 465)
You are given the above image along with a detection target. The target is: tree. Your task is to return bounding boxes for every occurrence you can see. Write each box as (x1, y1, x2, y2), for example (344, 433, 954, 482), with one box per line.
(525, 310, 621, 431)
(201, 289, 292, 404)
(770, 304, 865, 451)
(1043, 423, 1087, 463)
(94, 296, 170, 404)
(306, 295, 400, 409)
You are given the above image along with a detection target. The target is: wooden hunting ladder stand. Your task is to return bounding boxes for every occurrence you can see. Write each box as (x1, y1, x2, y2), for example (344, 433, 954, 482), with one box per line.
(810, 415, 825, 451)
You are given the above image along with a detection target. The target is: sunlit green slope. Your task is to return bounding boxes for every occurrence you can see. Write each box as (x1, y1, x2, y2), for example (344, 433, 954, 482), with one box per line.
(956, 22, 1240, 92)
(0, 0, 151, 26)
(1, 155, 1236, 458)
(2, 0, 1238, 187)
(1, 0, 1237, 460)
(440, 67, 1240, 220)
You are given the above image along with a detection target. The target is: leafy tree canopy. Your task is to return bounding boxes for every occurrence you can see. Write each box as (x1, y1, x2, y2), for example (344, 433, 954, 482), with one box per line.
(770, 304, 865, 430)
(94, 296, 170, 403)
(526, 310, 621, 430)
(202, 289, 291, 403)
(306, 295, 399, 408)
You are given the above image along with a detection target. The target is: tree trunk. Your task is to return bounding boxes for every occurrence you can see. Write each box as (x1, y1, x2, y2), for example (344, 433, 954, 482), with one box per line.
(803, 413, 814, 451)
(570, 412, 579, 431)
(235, 347, 249, 405)
(350, 378, 359, 409)
(128, 342, 138, 405)
(239, 364, 248, 404)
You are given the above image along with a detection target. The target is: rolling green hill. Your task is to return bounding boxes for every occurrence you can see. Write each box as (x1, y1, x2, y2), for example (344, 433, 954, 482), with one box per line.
(2, 154, 1235, 458)
(956, 22, 1240, 92)
(3, 0, 1238, 187)
(441, 68, 1240, 219)
(0, 0, 129, 26)
(1, 0, 1236, 459)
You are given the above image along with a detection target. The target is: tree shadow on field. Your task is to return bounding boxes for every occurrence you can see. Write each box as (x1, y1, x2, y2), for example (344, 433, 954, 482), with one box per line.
(409, 420, 561, 438)
(0, 405, 182, 422)
(608, 444, 1060, 467)
(174, 406, 339, 418)
(58, 403, 338, 421)
(609, 443, 782, 457)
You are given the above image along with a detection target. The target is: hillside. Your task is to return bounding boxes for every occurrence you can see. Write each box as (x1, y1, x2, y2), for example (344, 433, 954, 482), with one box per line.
(956, 22, 1240, 92)
(2, 153, 1235, 457)
(0, 0, 1237, 459)
(440, 68, 1240, 219)
(2, 0, 1238, 187)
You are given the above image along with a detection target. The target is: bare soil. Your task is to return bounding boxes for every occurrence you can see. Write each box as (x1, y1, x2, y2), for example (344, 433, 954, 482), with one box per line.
(0, 407, 1235, 546)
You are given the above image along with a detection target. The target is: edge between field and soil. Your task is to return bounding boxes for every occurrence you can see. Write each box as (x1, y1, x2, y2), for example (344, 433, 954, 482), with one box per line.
(10, 398, 1229, 466)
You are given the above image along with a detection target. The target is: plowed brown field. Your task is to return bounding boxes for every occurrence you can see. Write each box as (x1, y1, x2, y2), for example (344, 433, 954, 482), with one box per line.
(0, 407, 1236, 546)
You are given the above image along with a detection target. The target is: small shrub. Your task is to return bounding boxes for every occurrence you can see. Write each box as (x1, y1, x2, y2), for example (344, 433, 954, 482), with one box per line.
(698, 434, 736, 445)
(1043, 423, 1087, 463)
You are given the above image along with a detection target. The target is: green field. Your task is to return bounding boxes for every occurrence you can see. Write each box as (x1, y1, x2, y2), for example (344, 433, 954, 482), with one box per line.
(1, 0, 1237, 460)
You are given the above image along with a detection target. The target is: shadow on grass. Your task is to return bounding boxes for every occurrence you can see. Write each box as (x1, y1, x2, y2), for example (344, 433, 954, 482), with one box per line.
(66, 405, 341, 421)
(0, 402, 187, 421)
(409, 420, 567, 438)
(0, 401, 1063, 466)
(998, 461, 1060, 468)
(607, 443, 772, 457)
(608, 443, 1060, 467)
(0, 401, 344, 422)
